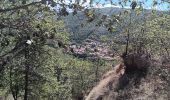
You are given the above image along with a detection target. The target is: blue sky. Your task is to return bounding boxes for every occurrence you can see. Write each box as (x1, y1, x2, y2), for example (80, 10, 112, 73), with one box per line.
(54, 0, 169, 11)
(93, 0, 170, 11)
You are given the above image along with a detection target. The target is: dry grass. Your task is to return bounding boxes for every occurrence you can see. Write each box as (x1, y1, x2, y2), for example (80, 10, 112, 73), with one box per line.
(85, 53, 169, 100)
(85, 64, 125, 100)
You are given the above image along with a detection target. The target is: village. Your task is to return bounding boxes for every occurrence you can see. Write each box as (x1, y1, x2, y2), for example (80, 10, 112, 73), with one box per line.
(69, 39, 114, 61)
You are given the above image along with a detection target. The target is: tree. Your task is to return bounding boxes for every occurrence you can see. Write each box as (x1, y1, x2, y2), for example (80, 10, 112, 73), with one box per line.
(0, 0, 69, 99)
(0, 1, 112, 99)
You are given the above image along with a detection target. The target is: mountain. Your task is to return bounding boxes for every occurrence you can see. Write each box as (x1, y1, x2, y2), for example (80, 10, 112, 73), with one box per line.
(63, 7, 156, 43)
(63, 7, 123, 43)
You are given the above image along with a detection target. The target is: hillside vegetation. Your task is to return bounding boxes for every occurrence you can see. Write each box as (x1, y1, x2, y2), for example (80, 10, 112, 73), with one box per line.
(0, 0, 169, 100)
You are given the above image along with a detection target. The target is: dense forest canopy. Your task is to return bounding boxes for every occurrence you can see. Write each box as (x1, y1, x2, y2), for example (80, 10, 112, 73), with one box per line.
(0, 0, 169, 100)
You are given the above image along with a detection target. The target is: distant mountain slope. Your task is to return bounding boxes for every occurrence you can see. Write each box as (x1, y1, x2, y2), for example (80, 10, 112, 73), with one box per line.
(63, 7, 123, 43)
(63, 7, 156, 43)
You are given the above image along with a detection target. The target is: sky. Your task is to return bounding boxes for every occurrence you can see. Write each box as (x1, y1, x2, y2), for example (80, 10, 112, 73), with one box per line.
(53, 0, 169, 11)
(93, 0, 170, 11)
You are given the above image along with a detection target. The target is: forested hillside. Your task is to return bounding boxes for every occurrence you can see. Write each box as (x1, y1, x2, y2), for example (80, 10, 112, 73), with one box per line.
(0, 0, 169, 100)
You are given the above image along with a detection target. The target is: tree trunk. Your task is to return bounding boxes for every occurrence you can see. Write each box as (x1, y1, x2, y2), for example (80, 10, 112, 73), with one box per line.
(24, 45, 29, 100)
(95, 59, 99, 82)
(10, 66, 17, 100)
(125, 33, 129, 55)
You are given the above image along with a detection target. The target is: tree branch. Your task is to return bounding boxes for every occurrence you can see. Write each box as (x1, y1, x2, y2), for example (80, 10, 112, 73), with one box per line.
(0, 40, 26, 70)
(0, 1, 42, 13)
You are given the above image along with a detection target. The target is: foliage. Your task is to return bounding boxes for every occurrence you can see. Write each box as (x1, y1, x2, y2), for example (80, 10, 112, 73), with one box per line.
(145, 14, 170, 56)
(0, 0, 169, 100)
(0, 0, 69, 99)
